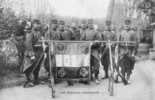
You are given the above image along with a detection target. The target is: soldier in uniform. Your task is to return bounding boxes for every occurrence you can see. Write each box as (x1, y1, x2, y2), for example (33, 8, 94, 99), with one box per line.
(81, 24, 101, 83)
(101, 20, 117, 41)
(115, 19, 137, 84)
(80, 24, 100, 41)
(61, 25, 73, 40)
(23, 19, 48, 87)
(47, 19, 61, 40)
(23, 21, 36, 87)
(71, 23, 81, 40)
(119, 19, 138, 56)
(101, 20, 117, 78)
(14, 20, 27, 72)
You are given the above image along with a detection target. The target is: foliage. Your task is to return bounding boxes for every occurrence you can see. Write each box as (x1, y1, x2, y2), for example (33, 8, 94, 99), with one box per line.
(0, 6, 18, 39)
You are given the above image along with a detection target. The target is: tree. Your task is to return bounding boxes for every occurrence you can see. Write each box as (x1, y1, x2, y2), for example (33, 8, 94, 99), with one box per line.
(0, 0, 19, 39)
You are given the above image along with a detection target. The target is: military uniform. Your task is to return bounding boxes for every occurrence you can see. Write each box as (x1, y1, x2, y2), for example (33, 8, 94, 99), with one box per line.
(22, 27, 35, 87)
(61, 28, 73, 40)
(49, 25, 62, 40)
(23, 23, 48, 87)
(15, 20, 26, 72)
(81, 26, 101, 82)
(71, 27, 81, 40)
(81, 28, 99, 41)
(102, 24, 117, 41)
(100, 20, 118, 79)
(119, 20, 138, 57)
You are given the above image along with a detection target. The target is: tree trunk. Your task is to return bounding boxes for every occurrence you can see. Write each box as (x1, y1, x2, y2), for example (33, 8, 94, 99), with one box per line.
(106, 0, 115, 21)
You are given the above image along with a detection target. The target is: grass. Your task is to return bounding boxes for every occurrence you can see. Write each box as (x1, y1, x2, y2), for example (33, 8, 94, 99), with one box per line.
(0, 62, 25, 89)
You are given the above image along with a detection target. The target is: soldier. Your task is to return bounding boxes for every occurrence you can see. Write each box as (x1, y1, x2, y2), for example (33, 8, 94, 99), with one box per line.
(114, 19, 137, 84)
(48, 19, 61, 40)
(61, 25, 73, 40)
(71, 25, 81, 40)
(23, 21, 36, 87)
(14, 19, 27, 72)
(81, 24, 101, 83)
(80, 24, 100, 41)
(102, 20, 117, 41)
(100, 20, 117, 79)
(23, 20, 47, 87)
(119, 19, 138, 56)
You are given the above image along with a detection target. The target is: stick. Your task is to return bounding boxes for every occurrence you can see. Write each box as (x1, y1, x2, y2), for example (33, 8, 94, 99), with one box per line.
(39, 40, 137, 44)
(48, 41, 55, 98)
(108, 40, 114, 96)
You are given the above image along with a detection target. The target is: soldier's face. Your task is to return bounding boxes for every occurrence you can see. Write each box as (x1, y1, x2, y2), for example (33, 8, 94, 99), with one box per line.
(106, 22, 111, 26)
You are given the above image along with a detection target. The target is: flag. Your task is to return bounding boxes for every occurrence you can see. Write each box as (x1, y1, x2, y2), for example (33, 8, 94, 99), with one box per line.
(55, 42, 91, 68)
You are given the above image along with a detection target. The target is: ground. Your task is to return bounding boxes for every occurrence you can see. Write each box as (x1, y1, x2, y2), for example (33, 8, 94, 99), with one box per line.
(0, 60, 155, 100)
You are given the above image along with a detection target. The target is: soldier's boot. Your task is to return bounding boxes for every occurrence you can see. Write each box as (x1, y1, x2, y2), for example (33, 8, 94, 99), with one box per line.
(67, 80, 74, 86)
(33, 62, 45, 85)
(23, 68, 34, 88)
(94, 70, 100, 84)
(114, 74, 119, 83)
(33, 68, 40, 85)
(121, 69, 128, 85)
(103, 68, 109, 79)
(19, 52, 24, 73)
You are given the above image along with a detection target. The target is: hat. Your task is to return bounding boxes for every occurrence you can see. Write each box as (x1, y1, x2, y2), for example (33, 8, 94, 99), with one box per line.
(124, 19, 131, 25)
(51, 19, 58, 24)
(33, 19, 40, 24)
(105, 20, 112, 26)
(59, 20, 65, 25)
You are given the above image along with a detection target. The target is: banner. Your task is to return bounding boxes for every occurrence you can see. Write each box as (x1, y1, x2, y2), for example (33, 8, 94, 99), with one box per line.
(55, 42, 91, 67)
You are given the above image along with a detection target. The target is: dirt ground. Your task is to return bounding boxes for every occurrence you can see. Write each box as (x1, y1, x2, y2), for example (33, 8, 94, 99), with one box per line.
(0, 60, 155, 100)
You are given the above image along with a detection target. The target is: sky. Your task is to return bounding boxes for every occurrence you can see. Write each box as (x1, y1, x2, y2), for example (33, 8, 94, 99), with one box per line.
(51, 0, 110, 19)
(11, 0, 111, 19)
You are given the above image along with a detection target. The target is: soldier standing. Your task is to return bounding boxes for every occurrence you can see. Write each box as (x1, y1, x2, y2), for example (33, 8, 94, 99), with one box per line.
(61, 25, 73, 40)
(47, 19, 61, 40)
(100, 20, 117, 79)
(102, 20, 117, 41)
(116, 19, 137, 83)
(119, 19, 138, 56)
(23, 21, 36, 87)
(81, 24, 101, 83)
(14, 20, 27, 72)
(71, 24, 81, 40)
(23, 19, 46, 87)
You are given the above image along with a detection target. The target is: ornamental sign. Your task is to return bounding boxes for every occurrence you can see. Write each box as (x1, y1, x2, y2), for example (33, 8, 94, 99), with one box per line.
(53, 41, 91, 79)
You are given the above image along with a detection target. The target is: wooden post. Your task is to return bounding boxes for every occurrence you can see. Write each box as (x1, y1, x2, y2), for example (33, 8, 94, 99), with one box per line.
(153, 29, 155, 48)
(108, 40, 114, 96)
(106, 0, 115, 21)
(48, 40, 55, 98)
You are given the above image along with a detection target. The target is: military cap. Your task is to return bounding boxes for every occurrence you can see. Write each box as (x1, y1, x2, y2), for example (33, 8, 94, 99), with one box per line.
(51, 19, 58, 24)
(33, 19, 41, 24)
(59, 20, 65, 25)
(58, 25, 64, 32)
(124, 19, 131, 25)
(88, 24, 94, 29)
(105, 20, 112, 26)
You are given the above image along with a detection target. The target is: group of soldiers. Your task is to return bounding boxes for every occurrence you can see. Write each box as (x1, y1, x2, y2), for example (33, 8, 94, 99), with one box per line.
(14, 18, 138, 87)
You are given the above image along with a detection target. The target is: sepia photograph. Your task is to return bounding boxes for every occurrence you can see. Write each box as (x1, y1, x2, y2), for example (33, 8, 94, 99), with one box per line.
(0, 0, 155, 100)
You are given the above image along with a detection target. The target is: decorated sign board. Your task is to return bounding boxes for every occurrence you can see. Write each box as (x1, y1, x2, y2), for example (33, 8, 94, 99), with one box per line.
(53, 41, 91, 80)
